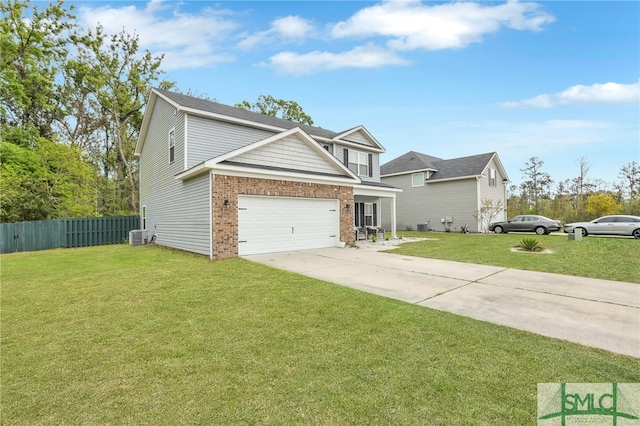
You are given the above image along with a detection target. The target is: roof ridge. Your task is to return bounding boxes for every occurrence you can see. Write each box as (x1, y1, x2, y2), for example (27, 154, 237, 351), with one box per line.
(154, 88, 348, 138)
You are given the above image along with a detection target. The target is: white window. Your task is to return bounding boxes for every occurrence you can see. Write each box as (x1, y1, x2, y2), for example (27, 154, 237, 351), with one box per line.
(364, 203, 373, 226)
(323, 144, 332, 154)
(488, 168, 496, 187)
(348, 150, 369, 177)
(141, 205, 146, 229)
(169, 129, 175, 163)
(412, 172, 425, 187)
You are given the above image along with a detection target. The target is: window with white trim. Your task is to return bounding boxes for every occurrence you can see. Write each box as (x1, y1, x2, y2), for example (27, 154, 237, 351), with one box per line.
(364, 203, 373, 226)
(488, 168, 496, 187)
(169, 129, 175, 163)
(412, 172, 425, 187)
(348, 149, 369, 177)
(141, 205, 146, 230)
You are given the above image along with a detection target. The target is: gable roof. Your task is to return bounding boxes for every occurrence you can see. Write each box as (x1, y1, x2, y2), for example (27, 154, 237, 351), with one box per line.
(381, 151, 509, 182)
(175, 127, 360, 184)
(136, 89, 384, 155)
(380, 151, 443, 176)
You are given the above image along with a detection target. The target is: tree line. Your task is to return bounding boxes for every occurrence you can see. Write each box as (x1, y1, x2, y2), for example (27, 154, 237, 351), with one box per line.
(2, 1, 637, 224)
(0, 0, 313, 223)
(1, 0, 173, 222)
(508, 157, 639, 222)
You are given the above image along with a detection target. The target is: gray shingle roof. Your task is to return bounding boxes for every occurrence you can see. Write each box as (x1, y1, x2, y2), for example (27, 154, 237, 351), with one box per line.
(155, 89, 339, 140)
(429, 152, 496, 181)
(381, 151, 497, 181)
(380, 151, 443, 175)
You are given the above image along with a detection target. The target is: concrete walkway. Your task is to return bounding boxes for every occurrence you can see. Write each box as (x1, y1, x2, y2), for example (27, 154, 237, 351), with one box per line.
(245, 244, 640, 358)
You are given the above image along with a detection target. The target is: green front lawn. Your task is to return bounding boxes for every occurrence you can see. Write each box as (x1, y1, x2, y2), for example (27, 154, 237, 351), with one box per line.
(2, 245, 638, 425)
(388, 231, 640, 283)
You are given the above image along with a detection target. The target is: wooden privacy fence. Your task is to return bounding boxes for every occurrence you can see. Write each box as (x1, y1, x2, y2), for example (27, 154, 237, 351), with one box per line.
(0, 216, 140, 254)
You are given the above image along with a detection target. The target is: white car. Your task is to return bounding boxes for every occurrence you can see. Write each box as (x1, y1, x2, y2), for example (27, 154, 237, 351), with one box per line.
(564, 215, 640, 239)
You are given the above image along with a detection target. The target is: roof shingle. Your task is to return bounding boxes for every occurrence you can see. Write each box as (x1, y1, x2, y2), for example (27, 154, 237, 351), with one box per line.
(381, 151, 497, 181)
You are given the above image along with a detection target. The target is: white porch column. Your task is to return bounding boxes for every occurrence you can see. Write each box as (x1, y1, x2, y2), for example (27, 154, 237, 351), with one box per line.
(391, 195, 397, 239)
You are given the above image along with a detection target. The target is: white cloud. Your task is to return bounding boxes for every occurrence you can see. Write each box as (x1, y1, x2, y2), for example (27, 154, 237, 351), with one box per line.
(501, 80, 640, 108)
(272, 16, 314, 39)
(238, 15, 314, 49)
(330, 0, 555, 51)
(76, 1, 238, 69)
(262, 44, 409, 75)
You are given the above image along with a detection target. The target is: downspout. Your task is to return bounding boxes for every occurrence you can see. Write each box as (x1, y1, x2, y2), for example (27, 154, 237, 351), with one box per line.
(391, 195, 397, 239)
(477, 176, 483, 233)
(209, 171, 213, 260)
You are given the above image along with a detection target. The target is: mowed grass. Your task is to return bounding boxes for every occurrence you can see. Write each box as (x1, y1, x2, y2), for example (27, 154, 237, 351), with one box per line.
(389, 232, 640, 283)
(2, 245, 639, 425)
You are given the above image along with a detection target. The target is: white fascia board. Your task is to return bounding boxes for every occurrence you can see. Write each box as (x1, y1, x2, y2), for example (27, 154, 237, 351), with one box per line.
(333, 125, 386, 152)
(175, 163, 208, 180)
(209, 127, 360, 180)
(135, 91, 158, 155)
(353, 184, 402, 197)
(491, 153, 510, 182)
(335, 139, 384, 153)
(380, 168, 437, 178)
(210, 163, 360, 186)
(181, 106, 286, 134)
(479, 153, 509, 182)
(136, 89, 183, 156)
(179, 106, 336, 144)
(426, 174, 483, 184)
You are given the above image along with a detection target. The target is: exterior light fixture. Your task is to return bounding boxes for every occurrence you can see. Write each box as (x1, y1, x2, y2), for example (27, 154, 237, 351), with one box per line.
(223, 199, 230, 209)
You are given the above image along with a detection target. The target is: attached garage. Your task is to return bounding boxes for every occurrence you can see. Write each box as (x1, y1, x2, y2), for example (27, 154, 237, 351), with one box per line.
(238, 195, 340, 256)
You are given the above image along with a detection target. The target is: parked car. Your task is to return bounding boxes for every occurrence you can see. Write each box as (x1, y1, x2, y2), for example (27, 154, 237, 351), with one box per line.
(564, 215, 640, 238)
(489, 215, 562, 235)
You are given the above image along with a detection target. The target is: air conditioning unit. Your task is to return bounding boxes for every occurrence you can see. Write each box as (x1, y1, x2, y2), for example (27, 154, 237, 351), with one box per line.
(129, 230, 146, 246)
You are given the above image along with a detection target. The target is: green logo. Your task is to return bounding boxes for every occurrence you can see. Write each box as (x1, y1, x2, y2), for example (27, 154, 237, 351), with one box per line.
(538, 383, 639, 425)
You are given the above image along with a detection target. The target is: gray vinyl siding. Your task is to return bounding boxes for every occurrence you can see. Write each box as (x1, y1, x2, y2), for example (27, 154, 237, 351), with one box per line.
(381, 175, 479, 232)
(335, 144, 380, 183)
(139, 97, 211, 256)
(186, 115, 275, 168)
(232, 134, 339, 175)
(479, 158, 508, 224)
(342, 131, 375, 148)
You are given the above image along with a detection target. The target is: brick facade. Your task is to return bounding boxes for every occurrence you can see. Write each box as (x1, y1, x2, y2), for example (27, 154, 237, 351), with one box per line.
(211, 175, 355, 260)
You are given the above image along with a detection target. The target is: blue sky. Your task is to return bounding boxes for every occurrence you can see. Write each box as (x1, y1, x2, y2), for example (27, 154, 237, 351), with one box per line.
(75, 0, 640, 189)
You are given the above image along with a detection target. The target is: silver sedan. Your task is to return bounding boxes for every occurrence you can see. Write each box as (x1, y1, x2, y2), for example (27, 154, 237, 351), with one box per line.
(564, 215, 640, 238)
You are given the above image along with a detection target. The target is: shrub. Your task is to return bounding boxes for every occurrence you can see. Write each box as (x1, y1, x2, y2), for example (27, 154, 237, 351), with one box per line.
(516, 238, 543, 252)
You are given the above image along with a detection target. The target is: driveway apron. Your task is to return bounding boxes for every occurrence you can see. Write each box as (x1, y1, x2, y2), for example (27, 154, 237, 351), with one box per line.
(245, 247, 640, 358)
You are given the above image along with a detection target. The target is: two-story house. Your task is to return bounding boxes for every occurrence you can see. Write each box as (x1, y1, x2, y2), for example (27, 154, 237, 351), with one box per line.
(380, 151, 509, 233)
(135, 89, 400, 259)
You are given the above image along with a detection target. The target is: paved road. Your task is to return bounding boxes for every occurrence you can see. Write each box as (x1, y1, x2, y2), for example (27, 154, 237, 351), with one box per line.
(245, 245, 640, 358)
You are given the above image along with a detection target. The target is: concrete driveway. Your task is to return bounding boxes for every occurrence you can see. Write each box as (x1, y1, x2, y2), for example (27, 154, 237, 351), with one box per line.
(245, 245, 640, 358)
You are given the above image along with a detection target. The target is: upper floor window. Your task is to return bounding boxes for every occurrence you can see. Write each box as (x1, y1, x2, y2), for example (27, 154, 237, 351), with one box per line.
(323, 144, 332, 154)
(169, 129, 175, 163)
(347, 149, 370, 177)
(412, 172, 425, 187)
(488, 168, 496, 187)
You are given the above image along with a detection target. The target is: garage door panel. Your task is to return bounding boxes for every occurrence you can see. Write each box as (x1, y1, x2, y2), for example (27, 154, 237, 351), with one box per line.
(238, 196, 339, 255)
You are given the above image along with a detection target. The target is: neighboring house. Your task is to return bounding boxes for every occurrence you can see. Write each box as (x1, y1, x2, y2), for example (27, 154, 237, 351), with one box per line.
(380, 151, 509, 233)
(135, 89, 400, 259)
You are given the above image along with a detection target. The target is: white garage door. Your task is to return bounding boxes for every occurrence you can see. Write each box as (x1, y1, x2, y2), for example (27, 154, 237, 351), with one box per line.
(238, 196, 340, 256)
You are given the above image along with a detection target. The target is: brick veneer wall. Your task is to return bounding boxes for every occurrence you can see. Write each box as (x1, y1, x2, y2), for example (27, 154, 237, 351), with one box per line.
(211, 175, 355, 260)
